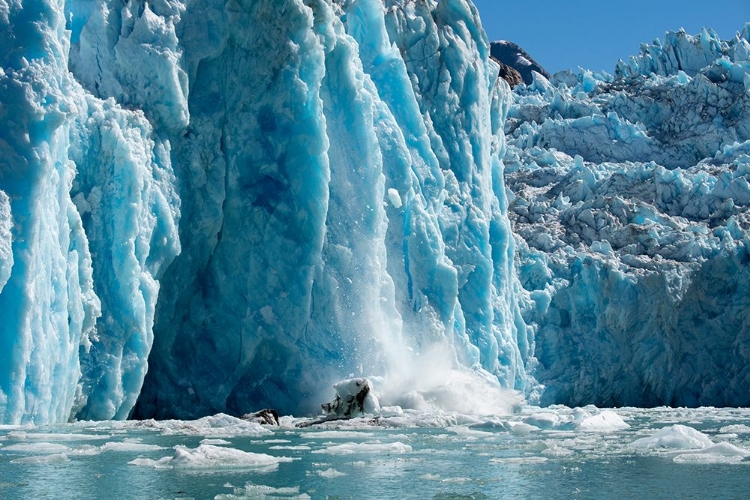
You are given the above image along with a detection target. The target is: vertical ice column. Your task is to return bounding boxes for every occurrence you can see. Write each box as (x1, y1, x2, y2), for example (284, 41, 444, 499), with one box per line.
(0, 0, 101, 424)
(0, 192, 12, 293)
(376, 0, 530, 388)
(136, 0, 334, 418)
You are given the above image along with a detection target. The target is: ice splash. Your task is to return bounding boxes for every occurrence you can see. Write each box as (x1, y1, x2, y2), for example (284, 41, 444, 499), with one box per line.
(374, 343, 523, 416)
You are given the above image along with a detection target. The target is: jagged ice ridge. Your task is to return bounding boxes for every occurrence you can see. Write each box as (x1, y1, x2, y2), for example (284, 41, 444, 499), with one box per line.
(506, 25, 750, 407)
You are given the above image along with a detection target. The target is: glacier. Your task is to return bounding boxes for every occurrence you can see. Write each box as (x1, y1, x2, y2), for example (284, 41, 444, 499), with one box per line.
(0, 0, 748, 426)
(0, 0, 528, 424)
(505, 25, 750, 407)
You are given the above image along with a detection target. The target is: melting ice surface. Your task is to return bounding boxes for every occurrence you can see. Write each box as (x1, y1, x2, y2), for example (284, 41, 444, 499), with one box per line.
(2, 407, 750, 499)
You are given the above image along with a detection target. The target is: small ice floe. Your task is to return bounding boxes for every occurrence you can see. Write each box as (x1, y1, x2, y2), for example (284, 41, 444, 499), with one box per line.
(128, 444, 294, 471)
(311, 442, 412, 455)
(200, 438, 232, 446)
(11, 453, 70, 464)
(5, 431, 110, 442)
(522, 412, 560, 430)
(3, 442, 71, 453)
(719, 424, 750, 435)
(125, 413, 271, 437)
(672, 443, 750, 464)
(99, 442, 166, 453)
(631, 424, 750, 463)
(307, 468, 347, 478)
(216, 482, 309, 499)
(630, 425, 713, 450)
(574, 410, 630, 432)
(510, 422, 541, 436)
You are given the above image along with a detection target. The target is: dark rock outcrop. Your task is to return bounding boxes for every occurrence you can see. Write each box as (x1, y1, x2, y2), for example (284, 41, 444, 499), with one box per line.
(490, 40, 550, 85)
(491, 57, 523, 88)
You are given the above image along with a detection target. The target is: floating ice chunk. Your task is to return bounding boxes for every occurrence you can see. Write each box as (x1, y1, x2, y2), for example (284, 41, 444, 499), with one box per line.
(719, 424, 750, 434)
(672, 442, 750, 464)
(311, 442, 412, 455)
(575, 410, 630, 432)
(5, 431, 110, 442)
(490, 456, 549, 464)
(522, 413, 560, 429)
(310, 468, 347, 478)
(128, 444, 294, 470)
(630, 425, 713, 450)
(99, 442, 166, 453)
(11, 453, 70, 464)
(216, 483, 309, 500)
(200, 438, 231, 446)
(4, 442, 71, 453)
(302, 431, 375, 440)
(129, 413, 271, 437)
(510, 422, 540, 435)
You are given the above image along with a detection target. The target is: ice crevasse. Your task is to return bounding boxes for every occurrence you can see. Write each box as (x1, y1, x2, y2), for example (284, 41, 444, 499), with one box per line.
(0, 0, 529, 424)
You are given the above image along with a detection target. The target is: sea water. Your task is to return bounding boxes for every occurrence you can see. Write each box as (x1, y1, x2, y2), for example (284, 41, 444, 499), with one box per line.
(1, 407, 750, 499)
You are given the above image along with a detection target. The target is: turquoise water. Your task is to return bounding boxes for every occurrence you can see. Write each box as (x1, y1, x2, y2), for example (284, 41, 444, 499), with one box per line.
(1, 407, 750, 499)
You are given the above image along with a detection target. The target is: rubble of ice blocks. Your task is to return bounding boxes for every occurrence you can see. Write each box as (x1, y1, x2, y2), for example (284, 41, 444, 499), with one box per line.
(505, 25, 750, 407)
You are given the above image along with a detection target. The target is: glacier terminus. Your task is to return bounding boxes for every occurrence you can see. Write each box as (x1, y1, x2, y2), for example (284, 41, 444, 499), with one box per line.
(0, 0, 748, 428)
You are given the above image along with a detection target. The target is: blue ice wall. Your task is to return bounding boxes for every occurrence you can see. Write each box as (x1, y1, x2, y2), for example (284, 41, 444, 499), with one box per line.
(0, 0, 527, 424)
(506, 25, 750, 407)
(0, 0, 179, 424)
(127, 0, 529, 418)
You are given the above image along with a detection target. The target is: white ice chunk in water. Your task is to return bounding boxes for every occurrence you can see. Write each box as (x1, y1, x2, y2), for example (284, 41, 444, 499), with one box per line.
(311, 442, 412, 455)
(575, 410, 630, 432)
(128, 444, 295, 470)
(630, 425, 713, 450)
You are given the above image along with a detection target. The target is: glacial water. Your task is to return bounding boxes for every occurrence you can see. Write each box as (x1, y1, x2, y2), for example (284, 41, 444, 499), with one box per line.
(2, 407, 750, 499)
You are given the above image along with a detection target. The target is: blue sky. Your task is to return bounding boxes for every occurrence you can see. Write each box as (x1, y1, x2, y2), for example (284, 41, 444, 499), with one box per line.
(472, 0, 750, 74)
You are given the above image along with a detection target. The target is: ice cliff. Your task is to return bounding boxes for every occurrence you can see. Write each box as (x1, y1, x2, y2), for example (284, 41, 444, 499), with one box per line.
(0, 0, 528, 424)
(1, 0, 749, 425)
(506, 26, 750, 407)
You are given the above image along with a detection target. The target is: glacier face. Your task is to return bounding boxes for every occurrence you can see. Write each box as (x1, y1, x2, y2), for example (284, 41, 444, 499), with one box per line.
(131, 0, 530, 418)
(1, 0, 749, 425)
(0, 0, 179, 423)
(506, 26, 750, 407)
(0, 0, 528, 424)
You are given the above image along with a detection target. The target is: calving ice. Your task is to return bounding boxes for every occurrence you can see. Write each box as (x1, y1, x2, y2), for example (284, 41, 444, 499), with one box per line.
(0, 0, 748, 428)
(0, 0, 528, 425)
